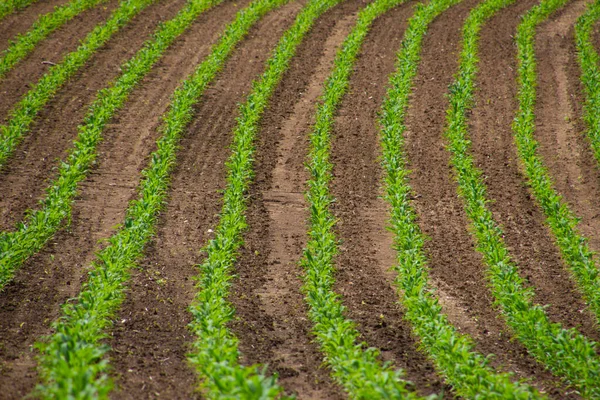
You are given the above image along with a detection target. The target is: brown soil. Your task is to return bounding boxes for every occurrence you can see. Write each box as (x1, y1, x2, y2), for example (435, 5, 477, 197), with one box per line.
(473, 0, 600, 340)
(226, 1, 371, 398)
(0, 0, 243, 397)
(0, 0, 72, 53)
(534, 0, 600, 282)
(0, 0, 186, 232)
(108, 2, 305, 398)
(403, 0, 579, 397)
(0, 0, 121, 119)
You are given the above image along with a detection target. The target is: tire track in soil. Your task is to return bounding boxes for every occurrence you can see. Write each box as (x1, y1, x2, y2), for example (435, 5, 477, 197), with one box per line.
(226, 1, 367, 398)
(107, 3, 304, 398)
(472, 0, 600, 343)
(403, 0, 580, 397)
(0, 1, 240, 397)
(0, 0, 71, 53)
(327, 1, 452, 397)
(534, 1, 600, 279)
(0, 0, 186, 232)
(0, 0, 121, 118)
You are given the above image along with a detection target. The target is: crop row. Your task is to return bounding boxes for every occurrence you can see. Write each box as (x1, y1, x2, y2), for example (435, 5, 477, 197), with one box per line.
(0, 0, 109, 79)
(444, 0, 600, 396)
(576, 0, 600, 169)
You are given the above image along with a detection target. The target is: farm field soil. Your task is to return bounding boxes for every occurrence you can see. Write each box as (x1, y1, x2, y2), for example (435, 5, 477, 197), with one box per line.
(2, 0, 600, 398)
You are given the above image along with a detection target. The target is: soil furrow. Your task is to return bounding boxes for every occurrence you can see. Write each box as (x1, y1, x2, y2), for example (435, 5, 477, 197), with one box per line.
(326, 1, 452, 397)
(533, 1, 600, 269)
(472, 0, 600, 343)
(0, 0, 235, 397)
(107, 2, 305, 398)
(0, 0, 121, 119)
(0, 0, 186, 232)
(0, 0, 71, 53)
(403, 0, 579, 397)
(226, 1, 370, 398)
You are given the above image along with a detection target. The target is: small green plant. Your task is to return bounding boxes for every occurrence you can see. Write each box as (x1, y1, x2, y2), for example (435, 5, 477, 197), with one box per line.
(33, 0, 288, 397)
(443, 0, 600, 396)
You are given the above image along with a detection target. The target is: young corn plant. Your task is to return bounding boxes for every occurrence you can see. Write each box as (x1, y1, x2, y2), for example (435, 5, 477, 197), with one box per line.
(185, 0, 363, 397)
(0, 0, 40, 21)
(0, 0, 109, 79)
(34, 0, 287, 398)
(0, 0, 156, 170)
(378, 0, 543, 397)
(0, 0, 227, 290)
(445, 0, 600, 396)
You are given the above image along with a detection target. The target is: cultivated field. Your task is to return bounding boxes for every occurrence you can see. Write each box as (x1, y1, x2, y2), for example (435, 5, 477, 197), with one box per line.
(1, 0, 600, 398)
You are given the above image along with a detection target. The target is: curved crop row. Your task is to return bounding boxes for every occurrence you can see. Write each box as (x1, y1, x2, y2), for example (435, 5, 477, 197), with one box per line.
(509, 0, 600, 326)
(0, 0, 108, 79)
(377, 0, 542, 397)
(185, 0, 353, 397)
(300, 0, 435, 397)
(0, 0, 154, 170)
(444, 0, 600, 396)
(0, 0, 188, 290)
(576, 0, 600, 167)
(33, 0, 287, 397)
(0, 0, 39, 21)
